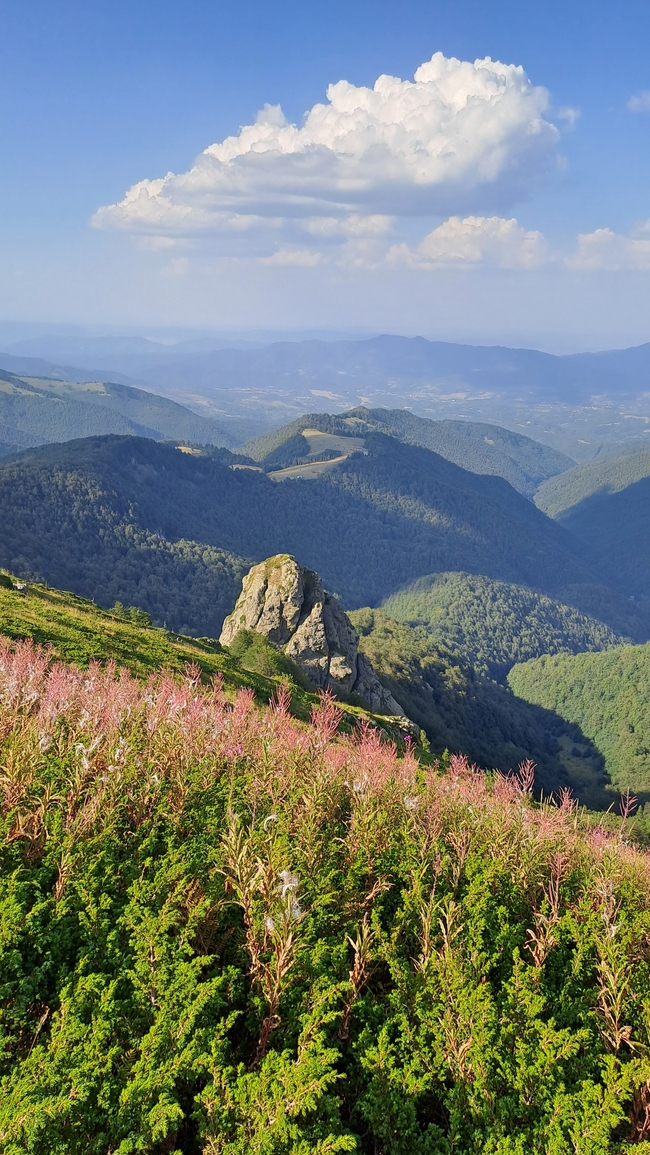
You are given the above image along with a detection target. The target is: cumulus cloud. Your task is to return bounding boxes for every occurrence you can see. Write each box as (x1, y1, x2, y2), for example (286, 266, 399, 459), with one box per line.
(388, 215, 548, 268)
(628, 91, 650, 112)
(567, 224, 650, 270)
(93, 51, 559, 254)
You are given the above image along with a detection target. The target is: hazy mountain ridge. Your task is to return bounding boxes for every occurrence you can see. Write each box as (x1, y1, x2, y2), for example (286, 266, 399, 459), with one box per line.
(0, 366, 235, 453)
(3, 334, 650, 458)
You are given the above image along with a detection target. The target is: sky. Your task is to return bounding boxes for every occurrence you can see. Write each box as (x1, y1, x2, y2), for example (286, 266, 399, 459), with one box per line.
(2, 0, 650, 350)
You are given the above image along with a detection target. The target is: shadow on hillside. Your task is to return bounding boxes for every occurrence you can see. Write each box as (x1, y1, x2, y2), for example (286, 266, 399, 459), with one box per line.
(387, 662, 620, 811)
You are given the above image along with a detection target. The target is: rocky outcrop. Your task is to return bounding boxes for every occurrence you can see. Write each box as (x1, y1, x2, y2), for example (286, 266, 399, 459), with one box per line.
(220, 554, 405, 716)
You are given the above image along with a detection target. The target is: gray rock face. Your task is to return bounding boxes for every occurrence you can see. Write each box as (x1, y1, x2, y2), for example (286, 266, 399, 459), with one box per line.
(220, 554, 404, 716)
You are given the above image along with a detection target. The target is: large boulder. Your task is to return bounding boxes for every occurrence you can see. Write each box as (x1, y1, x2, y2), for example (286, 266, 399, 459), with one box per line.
(220, 554, 405, 716)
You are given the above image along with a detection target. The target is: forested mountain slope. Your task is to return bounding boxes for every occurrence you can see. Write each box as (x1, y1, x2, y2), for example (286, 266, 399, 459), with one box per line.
(350, 608, 610, 804)
(535, 442, 650, 518)
(0, 433, 631, 637)
(534, 446, 650, 622)
(509, 643, 650, 798)
(382, 571, 624, 680)
(241, 408, 574, 496)
(344, 407, 574, 495)
(0, 368, 232, 455)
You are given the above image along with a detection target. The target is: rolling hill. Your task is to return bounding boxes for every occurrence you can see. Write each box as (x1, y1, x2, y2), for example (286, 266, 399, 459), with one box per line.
(535, 442, 650, 519)
(0, 432, 632, 639)
(381, 571, 624, 680)
(0, 367, 234, 455)
(508, 642, 650, 799)
(242, 408, 574, 496)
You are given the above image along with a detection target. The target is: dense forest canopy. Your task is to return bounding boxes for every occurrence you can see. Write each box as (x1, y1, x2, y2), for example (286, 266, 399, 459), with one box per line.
(350, 607, 610, 806)
(535, 443, 650, 519)
(0, 432, 639, 639)
(509, 642, 650, 798)
(381, 571, 624, 680)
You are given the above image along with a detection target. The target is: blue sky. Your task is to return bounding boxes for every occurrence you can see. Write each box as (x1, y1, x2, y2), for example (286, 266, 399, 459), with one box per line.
(2, 0, 650, 348)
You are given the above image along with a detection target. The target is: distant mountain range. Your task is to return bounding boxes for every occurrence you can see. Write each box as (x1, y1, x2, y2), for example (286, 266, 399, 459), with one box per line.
(3, 332, 650, 458)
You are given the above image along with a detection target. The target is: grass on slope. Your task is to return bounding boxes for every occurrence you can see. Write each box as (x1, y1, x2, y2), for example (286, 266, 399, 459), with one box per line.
(382, 571, 624, 680)
(0, 579, 281, 691)
(508, 642, 650, 799)
(0, 577, 416, 744)
(535, 442, 650, 519)
(350, 607, 612, 806)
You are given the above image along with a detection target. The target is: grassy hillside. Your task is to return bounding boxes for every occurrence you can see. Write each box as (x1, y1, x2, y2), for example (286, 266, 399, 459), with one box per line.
(3, 635, 650, 1152)
(0, 576, 301, 698)
(0, 575, 420, 743)
(382, 571, 624, 680)
(351, 607, 611, 806)
(0, 367, 233, 454)
(508, 642, 650, 797)
(241, 408, 574, 496)
(0, 433, 633, 640)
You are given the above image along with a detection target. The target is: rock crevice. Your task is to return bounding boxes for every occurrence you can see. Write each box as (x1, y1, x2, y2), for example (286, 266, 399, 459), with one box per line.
(220, 554, 404, 716)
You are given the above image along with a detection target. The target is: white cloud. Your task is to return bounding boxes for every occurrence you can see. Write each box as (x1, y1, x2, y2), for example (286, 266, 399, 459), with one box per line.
(259, 249, 324, 266)
(389, 215, 548, 268)
(557, 106, 580, 127)
(628, 91, 650, 112)
(92, 51, 559, 255)
(567, 224, 650, 269)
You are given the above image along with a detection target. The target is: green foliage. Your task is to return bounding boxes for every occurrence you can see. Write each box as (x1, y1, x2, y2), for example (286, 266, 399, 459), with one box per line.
(2, 641, 650, 1152)
(227, 629, 313, 688)
(350, 608, 611, 805)
(508, 642, 650, 798)
(382, 571, 623, 680)
(0, 368, 233, 450)
(535, 443, 650, 520)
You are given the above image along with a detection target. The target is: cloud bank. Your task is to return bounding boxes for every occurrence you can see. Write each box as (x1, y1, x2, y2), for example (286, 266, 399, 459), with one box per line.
(93, 51, 558, 251)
